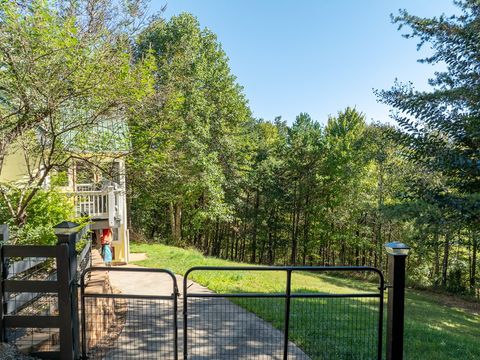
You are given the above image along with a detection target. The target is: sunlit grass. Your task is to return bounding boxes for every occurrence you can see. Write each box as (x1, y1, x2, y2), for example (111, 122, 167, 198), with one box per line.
(131, 243, 480, 360)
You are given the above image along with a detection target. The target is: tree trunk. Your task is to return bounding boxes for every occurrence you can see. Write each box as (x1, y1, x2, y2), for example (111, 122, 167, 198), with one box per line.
(377, 161, 384, 269)
(169, 202, 175, 240)
(302, 194, 310, 265)
(470, 231, 477, 292)
(250, 189, 260, 263)
(268, 228, 274, 265)
(234, 230, 240, 260)
(433, 229, 440, 287)
(174, 203, 182, 242)
(290, 185, 299, 265)
(259, 237, 265, 264)
(441, 232, 451, 288)
(230, 226, 236, 260)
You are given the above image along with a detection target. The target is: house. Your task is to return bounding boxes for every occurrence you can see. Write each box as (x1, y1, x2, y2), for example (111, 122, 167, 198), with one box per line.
(0, 120, 131, 264)
(59, 158, 130, 264)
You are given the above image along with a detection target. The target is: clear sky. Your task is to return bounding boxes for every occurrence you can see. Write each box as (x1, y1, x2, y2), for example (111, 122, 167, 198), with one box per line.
(148, 0, 458, 124)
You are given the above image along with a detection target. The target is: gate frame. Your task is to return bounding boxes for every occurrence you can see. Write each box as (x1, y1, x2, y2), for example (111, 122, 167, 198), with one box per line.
(80, 267, 179, 360)
(183, 265, 385, 360)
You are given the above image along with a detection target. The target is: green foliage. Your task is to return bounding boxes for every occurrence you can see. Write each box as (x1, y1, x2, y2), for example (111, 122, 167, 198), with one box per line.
(14, 224, 57, 246)
(130, 13, 252, 243)
(376, 1, 480, 224)
(0, 188, 73, 225)
(0, 0, 156, 225)
(447, 261, 469, 294)
(132, 243, 480, 360)
(376, 0, 480, 292)
(0, 187, 77, 245)
(22, 189, 74, 228)
(49, 170, 69, 187)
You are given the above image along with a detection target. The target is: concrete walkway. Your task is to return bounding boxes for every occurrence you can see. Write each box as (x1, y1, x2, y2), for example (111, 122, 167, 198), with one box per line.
(105, 255, 309, 360)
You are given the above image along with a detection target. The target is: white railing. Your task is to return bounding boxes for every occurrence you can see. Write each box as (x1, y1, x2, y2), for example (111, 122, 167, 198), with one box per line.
(73, 190, 110, 218)
(76, 183, 97, 192)
(67, 185, 124, 226)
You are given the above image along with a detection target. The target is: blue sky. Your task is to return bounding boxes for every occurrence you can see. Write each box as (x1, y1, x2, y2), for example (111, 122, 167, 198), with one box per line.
(148, 0, 457, 124)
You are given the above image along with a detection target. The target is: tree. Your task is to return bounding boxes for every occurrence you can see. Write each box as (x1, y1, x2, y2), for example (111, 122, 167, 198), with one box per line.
(0, 0, 155, 225)
(318, 108, 370, 265)
(377, 1, 480, 223)
(131, 13, 252, 244)
(284, 113, 323, 264)
(377, 0, 480, 290)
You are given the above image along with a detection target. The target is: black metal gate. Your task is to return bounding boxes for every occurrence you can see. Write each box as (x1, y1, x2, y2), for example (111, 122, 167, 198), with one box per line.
(183, 266, 384, 360)
(80, 267, 179, 360)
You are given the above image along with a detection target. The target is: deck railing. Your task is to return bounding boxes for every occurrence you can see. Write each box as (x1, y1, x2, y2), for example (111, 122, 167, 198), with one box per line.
(72, 190, 110, 218)
(75, 184, 97, 192)
(66, 185, 124, 226)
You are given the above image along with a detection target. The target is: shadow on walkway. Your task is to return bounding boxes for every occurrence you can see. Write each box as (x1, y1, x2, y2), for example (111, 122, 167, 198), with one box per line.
(100, 267, 309, 359)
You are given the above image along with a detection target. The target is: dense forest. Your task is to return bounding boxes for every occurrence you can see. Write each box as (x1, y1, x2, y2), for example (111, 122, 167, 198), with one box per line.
(128, 3, 480, 296)
(0, 1, 478, 297)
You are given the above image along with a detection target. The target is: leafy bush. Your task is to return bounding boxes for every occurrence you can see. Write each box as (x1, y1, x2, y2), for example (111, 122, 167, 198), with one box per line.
(0, 187, 82, 245)
(447, 262, 468, 294)
(49, 170, 69, 187)
(23, 189, 75, 228)
(14, 223, 57, 245)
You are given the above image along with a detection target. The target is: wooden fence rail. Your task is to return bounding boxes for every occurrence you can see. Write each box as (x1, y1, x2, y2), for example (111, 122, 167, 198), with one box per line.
(0, 223, 89, 360)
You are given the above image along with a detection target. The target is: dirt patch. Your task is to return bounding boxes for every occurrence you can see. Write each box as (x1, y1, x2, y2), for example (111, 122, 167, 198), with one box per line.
(128, 252, 148, 262)
(410, 288, 480, 315)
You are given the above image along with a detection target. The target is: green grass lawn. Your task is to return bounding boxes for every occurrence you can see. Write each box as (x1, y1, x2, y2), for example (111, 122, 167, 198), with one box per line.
(131, 243, 480, 360)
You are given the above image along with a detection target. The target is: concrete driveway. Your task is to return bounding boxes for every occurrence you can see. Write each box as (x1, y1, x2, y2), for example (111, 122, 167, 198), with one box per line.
(105, 256, 309, 359)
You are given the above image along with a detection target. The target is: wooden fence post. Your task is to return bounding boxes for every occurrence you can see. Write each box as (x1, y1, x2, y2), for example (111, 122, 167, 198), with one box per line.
(0, 224, 8, 343)
(55, 221, 82, 360)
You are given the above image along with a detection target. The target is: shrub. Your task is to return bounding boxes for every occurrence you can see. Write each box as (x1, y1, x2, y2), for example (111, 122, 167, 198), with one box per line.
(14, 223, 57, 245)
(0, 187, 81, 245)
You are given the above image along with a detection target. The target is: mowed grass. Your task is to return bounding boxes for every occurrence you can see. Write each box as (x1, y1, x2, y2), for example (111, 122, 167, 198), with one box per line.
(131, 243, 480, 360)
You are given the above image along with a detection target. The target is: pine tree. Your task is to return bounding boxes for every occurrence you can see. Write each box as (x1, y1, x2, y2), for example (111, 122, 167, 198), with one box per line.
(377, 1, 480, 224)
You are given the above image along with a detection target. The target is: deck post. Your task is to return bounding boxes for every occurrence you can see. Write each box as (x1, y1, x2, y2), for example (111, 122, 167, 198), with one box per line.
(385, 242, 410, 360)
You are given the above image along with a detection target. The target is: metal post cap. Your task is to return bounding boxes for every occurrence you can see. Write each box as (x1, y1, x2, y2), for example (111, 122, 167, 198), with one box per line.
(53, 221, 82, 235)
(384, 242, 410, 256)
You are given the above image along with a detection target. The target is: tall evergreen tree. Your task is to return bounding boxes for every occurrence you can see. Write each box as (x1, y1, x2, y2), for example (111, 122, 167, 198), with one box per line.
(377, 1, 480, 224)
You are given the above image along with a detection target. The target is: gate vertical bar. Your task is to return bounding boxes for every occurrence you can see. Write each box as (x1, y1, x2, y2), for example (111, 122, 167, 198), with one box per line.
(377, 271, 385, 360)
(173, 283, 179, 360)
(183, 276, 188, 360)
(385, 242, 410, 360)
(80, 271, 87, 359)
(283, 269, 292, 360)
